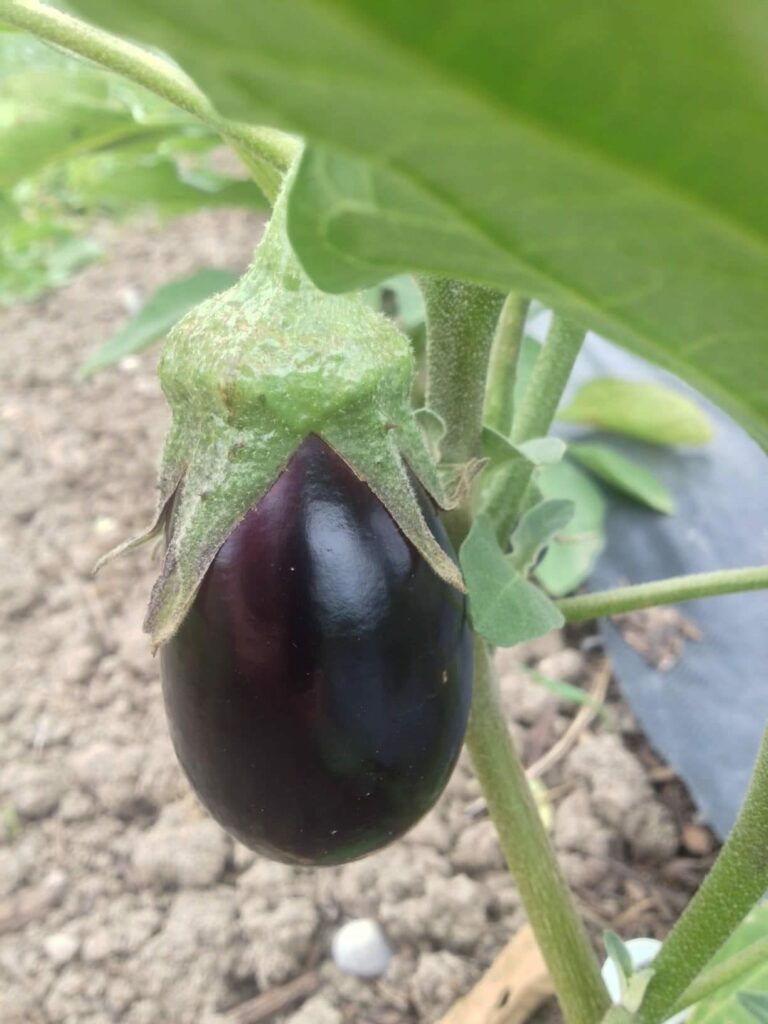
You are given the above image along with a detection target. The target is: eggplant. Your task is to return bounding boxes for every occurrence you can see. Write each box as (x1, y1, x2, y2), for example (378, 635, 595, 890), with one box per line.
(160, 435, 472, 865)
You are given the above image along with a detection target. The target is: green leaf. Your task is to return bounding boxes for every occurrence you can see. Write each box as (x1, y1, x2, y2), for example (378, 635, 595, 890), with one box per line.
(559, 380, 712, 446)
(568, 442, 676, 515)
(535, 460, 607, 597)
(79, 268, 239, 377)
(689, 905, 768, 1024)
(604, 931, 634, 993)
(739, 993, 768, 1024)
(509, 498, 575, 576)
(56, 153, 266, 217)
(66, 1, 768, 451)
(459, 515, 563, 648)
(517, 437, 567, 466)
(527, 668, 609, 722)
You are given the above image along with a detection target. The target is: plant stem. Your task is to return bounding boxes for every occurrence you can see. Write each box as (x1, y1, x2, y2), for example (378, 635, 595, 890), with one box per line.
(511, 314, 586, 444)
(0, 0, 299, 202)
(557, 566, 768, 623)
(484, 293, 530, 436)
(466, 637, 610, 1024)
(638, 728, 768, 1024)
(421, 277, 505, 463)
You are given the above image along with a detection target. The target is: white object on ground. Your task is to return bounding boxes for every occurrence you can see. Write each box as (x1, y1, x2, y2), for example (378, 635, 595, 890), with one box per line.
(601, 937, 691, 1024)
(331, 918, 392, 978)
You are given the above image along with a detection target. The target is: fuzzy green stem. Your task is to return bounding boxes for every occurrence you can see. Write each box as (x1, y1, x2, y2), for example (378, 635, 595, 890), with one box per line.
(484, 294, 530, 436)
(467, 637, 610, 1024)
(638, 728, 768, 1023)
(511, 314, 586, 444)
(0, 0, 299, 202)
(421, 277, 505, 463)
(557, 566, 768, 623)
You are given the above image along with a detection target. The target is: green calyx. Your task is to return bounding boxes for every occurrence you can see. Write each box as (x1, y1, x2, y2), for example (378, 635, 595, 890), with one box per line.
(105, 176, 463, 649)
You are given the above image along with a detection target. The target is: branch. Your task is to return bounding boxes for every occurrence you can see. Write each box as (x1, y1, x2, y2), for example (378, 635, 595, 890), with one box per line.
(421, 277, 505, 463)
(639, 728, 768, 1023)
(0, 0, 299, 201)
(557, 566, 768, 623)
(510, 314, 586, 444)
(465, 637, 610, 1024)
(484, 293, 530, 437)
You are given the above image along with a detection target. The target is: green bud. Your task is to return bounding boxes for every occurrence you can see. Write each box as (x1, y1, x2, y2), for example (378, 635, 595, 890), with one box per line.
(101, 175, 464, 649)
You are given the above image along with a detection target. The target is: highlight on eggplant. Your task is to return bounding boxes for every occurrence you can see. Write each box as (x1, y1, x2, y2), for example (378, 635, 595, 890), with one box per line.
(160, 435, 473, 865)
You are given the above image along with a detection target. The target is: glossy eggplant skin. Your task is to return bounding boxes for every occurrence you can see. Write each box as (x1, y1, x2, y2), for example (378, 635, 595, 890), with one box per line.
(160, 435, 472, 865)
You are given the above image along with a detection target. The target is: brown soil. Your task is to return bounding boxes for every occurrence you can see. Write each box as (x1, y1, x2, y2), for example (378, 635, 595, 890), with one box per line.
(0, 209, 717, 1024)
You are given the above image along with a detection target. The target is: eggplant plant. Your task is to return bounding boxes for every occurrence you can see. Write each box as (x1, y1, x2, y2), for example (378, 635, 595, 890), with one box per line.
(3, 2, 768, 1024)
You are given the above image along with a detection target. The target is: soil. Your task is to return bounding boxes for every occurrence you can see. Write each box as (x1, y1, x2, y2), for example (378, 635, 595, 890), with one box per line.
(0, 208, 719, 1024)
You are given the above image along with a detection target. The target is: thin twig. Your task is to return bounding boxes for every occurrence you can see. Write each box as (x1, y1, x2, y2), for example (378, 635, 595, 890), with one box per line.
(527, 660, 612, 780)
(225, 971, 321, 1024)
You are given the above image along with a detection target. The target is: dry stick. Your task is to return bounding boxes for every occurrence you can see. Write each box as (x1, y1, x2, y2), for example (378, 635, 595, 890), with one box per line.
(527, 660, 611, 781)
(225, 971, 321, 1024)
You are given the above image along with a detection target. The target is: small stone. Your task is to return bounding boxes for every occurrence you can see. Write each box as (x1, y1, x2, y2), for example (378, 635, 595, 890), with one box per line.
(44, 932, 80, 965)
(331, 918, 392, 978)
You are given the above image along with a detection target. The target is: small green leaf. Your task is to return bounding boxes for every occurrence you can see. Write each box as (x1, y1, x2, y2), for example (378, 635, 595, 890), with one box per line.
(516, 437, 566, 466)
(79, 268, 239, 377)
(559, 379, 712, 446)
(527, 669, 609, 722)
(604, 931, 634, 989)
(413, 407, 446, 461)
(624, 969, 656, 1013)
(738, 993, 768, 1024)
(460, 515, 563, 648)
(481, 427, 565, 468)
(568, 442, 676, 515)
(535, 461, 607, 597)
(509, 498, 575, 576)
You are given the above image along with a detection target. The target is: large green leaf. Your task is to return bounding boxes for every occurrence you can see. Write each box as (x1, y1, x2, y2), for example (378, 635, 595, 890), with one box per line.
(568, 442, 676, 515)
(69, 0, 768, 450)
(560, 380, 713, 446)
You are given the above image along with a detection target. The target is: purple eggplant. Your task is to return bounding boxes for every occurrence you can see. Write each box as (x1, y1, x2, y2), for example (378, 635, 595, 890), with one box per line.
(160, 435, 472, 865)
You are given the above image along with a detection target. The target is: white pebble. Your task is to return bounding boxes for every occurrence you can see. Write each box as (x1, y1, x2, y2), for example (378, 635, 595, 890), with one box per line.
(331, 918, 392, 978)
(44, 932, 79, 965)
